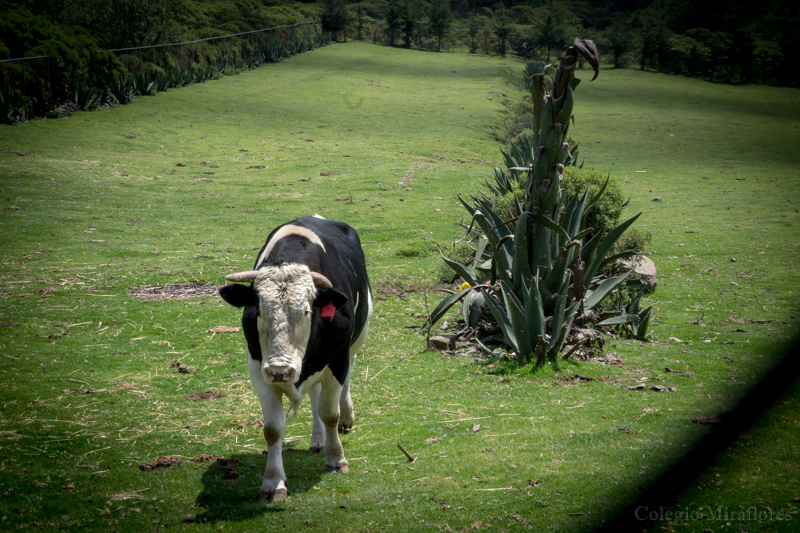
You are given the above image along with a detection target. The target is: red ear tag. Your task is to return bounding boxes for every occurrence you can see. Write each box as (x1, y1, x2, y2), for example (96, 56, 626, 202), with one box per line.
(321, 301, 336, 321)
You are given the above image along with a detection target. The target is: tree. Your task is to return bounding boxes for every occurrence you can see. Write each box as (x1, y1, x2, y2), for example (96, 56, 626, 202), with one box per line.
(351, 3, 367, 42)
(467, 14, 482, 54)
(536, 3, 571, 61)
(385, 0, 403, 46)
(492, 6, 511, 56)
(400, 0, 419, 48)
(641, 21, 672, 71)
(321, 0, 348, 41)
(607, 18, 632, 68)
(428, 0, 453, 52)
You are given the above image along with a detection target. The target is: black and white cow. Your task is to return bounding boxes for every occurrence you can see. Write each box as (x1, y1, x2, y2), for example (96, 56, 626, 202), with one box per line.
(219, 215, 372, 503)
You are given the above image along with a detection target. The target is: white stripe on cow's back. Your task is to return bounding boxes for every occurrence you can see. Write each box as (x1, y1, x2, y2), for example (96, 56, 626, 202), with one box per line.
(313, 213, 326, 219)
(257, 224, 326, 267)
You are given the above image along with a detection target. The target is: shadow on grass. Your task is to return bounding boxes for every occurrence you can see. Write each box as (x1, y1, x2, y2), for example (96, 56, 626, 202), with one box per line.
(193, 449, 325, 523)
(595, 337, 800, 532)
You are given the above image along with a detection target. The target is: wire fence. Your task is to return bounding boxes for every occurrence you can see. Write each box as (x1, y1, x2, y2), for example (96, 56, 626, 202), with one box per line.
(0, 21, 325, 122)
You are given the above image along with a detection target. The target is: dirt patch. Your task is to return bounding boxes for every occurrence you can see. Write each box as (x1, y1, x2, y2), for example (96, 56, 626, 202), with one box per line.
(184, 391, 226, 401)
(130, 282, 220, 301)
(215, 458, 242, 480)
(555, 374, 594, 383)
(172, 360, 197, 374)
(190, 454, 221, 463)
(139, 455, 182, 471)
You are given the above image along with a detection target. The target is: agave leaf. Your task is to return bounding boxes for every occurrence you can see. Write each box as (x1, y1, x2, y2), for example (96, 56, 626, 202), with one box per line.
(531, 214, 570, 242)
(598, 250, 640, 271)
(462, 290, 486, 327)
(524, 272, 546, 343)
(544, 240, 579, 294)
(457, 193, 478, 218)
(582, 175, 609, 229)
(596, 314, 640, 326)
(540, 169, 561, 215)
(627, 286, 645, 314)
(547, 321, 572, 362)
(579, 223, 605, 264)
(441, 252, 480, 287)
(568, 188, 590, 237)
(428, 288, 471, 326)
(512, 212, 532, 289)
(548, 291, 568, 352)
(472, 236, 489, 270)
(584, 270, 632, 310)
(571, 39, 600, 81)
(532, 221, 552, 279)
(634, 306, 653, 339)
(500, 281, 534, 360)
(481, 286, 516, 349)
(584, 212, 642, 282)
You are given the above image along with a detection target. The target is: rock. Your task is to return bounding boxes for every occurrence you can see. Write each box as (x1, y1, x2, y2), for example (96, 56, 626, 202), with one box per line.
(429, 334, 458, 351)
(619, 255, 658, 291)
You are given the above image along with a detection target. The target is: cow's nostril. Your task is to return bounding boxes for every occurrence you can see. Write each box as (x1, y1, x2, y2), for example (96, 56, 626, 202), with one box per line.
(268, 368, 294, 382)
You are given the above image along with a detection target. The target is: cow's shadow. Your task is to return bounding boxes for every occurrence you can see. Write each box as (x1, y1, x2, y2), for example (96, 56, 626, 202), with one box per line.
(192, 448, 325, 523)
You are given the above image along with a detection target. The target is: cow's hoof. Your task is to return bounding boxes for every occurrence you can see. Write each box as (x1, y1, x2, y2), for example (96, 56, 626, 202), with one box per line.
(260, 486, 287, 504)
(309, 443, 324, 454)
(338, 422, 352, 434)
(324, 463, 349, 474)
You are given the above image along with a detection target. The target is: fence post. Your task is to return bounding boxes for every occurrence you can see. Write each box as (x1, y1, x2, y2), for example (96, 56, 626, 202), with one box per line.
(153, 46, 156, 69)
(22, 59, 26, 99)
(139, 48, 143, 71)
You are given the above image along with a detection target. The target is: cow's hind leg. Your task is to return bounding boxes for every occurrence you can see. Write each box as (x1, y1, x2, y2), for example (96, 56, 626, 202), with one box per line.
(249, 356, 288, 503)
(308, 381, 325, 454)
(320, 370, 349, 473)
(340, 294, 371, 434)
(338, 354, 356, 434)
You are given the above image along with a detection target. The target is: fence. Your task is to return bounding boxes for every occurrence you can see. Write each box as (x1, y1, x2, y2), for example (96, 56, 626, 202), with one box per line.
(0, 21, 324, 122)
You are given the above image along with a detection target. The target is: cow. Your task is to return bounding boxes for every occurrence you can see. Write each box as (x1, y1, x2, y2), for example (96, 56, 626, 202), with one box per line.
(218, 215, 372, 503)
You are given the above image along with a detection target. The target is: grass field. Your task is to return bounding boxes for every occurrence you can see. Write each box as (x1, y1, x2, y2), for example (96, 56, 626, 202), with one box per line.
(1, 41, 799, 532)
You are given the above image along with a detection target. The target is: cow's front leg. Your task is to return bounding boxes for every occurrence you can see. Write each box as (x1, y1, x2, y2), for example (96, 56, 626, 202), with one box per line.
(319, 371, 349, 473)
(249, 356, 288, 503)
(308, 382, 325, 454)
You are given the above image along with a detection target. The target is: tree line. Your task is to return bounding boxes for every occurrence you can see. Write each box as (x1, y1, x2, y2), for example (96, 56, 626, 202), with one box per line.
(2, 0, 798, 87)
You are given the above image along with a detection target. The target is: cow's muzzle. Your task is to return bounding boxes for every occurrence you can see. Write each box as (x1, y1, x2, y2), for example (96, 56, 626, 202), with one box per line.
(264, 367, 295, 383)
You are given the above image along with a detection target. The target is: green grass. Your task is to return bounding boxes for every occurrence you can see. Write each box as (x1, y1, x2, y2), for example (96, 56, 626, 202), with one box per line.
(0, 42, 799, 532)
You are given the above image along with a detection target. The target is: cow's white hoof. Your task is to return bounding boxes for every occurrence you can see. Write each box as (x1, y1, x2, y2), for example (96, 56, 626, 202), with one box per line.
(309, 442, 324, 454)
(324, 463, 349, 473)
(338, 421, 352, 434)
(260, 480, 288, 503)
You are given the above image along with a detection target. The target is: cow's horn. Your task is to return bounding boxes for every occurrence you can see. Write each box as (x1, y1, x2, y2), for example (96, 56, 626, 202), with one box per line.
(310, 272, 332, 288)
(225, 270, 260, 283)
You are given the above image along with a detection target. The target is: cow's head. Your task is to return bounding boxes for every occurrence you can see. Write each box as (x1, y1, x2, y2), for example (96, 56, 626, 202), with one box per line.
(219, 263, 347, 385)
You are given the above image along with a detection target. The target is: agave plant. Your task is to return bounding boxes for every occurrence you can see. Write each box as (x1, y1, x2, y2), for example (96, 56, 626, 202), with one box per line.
(596, 285, 652, 340)
(428, 39, 646, 364)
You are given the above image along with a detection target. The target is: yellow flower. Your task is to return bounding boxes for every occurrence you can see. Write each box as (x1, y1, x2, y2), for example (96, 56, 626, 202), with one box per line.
(458, 281, 472, 292)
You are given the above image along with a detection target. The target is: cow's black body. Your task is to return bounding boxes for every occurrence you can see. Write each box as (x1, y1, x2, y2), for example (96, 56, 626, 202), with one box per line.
(240, 216, 371, 386)
(219, 216, 371, 503)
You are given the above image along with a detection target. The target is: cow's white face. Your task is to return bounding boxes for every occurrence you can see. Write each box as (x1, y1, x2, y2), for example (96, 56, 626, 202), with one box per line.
(253, 264, 317, 385)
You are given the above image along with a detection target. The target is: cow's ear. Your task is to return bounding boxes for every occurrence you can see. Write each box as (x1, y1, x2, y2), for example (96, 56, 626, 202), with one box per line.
(314, 288, 348, 310)
(219, 283, 258, 308)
